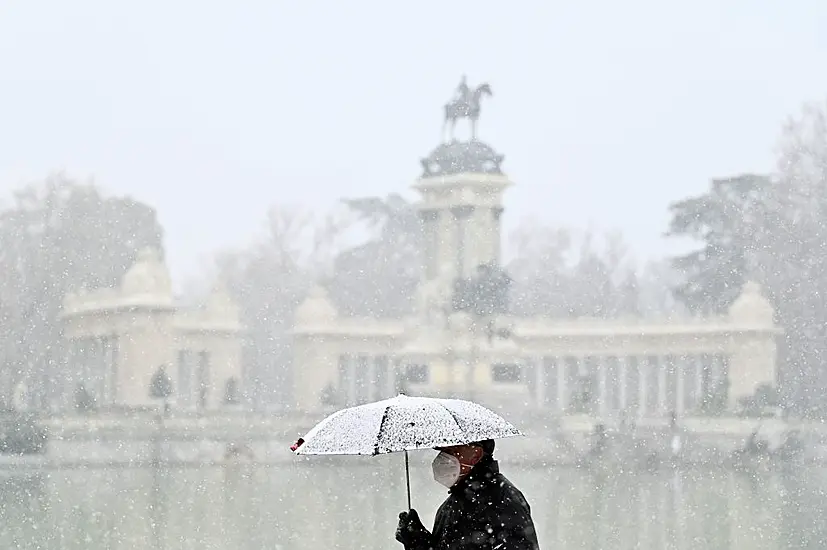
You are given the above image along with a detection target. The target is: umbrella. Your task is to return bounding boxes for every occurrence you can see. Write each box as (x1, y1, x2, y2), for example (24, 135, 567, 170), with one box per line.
(290, 394, 522, 509)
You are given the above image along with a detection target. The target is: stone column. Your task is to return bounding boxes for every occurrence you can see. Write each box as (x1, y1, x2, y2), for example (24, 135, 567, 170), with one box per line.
(657, 357, 667, 417)
(695, 355, 704, 411)
(643, 357, 656, 417)
(367, 356, 376, 402)
(676, 356, 685, 416)
(544, 356, 560, 412)
(451, 206, 475, 278)
(663, 356, 680, 417)
(90, 337, 102, 403)
(178, 349, 192, 409)
(557, 357, 567, 413)
(391, 357, 402, 395)
(598, 357, 607, 418)
(347, 355, 358, 405)
(336, 353, 351, 406)
(534, 356, 545, 408)
(108, 335, 118, 406)
(358, 355, 371, 404)
(89, 337, 98, 404)
(78, 336, 89, 404)
(710, 354, 722, 387)
(80, 339, 90, 406)
(490, 207, 504, 265)
(64, 339, 77, 411)
(566, 357, 580, 413)
(637, 357, 649, 418)
(435, 207, 457, 279)
(418, 209, 440, 280)
(687, 357, 696, 414)
(100, 336, 110, 406)
(637, 358, 646, 420)
(607, 356, 621, 414)
(618, 357, 628, 412)
(388, 357, 396, 397)
(112, 335, 120, 404)
(377, 356, 391, 400)
(378, 356, 387, 400)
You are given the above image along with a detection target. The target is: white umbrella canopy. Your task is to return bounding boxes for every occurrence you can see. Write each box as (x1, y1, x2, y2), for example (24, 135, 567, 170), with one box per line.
(290, 394, 523, 509)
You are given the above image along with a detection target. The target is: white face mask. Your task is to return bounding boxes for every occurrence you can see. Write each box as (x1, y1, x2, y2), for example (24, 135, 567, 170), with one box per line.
(432, 451, 462, 488)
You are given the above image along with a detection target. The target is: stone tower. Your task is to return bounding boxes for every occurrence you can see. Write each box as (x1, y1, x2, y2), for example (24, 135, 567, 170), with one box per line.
(415, 77, 513, 289)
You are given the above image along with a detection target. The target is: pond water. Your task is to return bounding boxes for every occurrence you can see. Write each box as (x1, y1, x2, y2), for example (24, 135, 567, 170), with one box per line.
(1, 457, 827, 549)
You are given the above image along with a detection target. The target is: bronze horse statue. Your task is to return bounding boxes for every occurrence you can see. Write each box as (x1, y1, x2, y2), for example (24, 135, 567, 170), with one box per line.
(443, 83, 492, 141)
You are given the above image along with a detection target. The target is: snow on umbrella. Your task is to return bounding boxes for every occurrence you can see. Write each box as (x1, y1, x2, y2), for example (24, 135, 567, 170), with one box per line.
(290, 394, 522, 509)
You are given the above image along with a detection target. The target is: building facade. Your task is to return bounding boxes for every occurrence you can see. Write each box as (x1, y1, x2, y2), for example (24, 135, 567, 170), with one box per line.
(60, 247, 244, 412)
(291, 79, 781, 419)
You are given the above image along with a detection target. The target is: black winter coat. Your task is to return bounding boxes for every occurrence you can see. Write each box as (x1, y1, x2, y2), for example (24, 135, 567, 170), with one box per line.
(410, 457, 540, 550)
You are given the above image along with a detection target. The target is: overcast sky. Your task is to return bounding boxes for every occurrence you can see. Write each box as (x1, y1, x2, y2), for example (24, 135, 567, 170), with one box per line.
(2, 1, 827, 287)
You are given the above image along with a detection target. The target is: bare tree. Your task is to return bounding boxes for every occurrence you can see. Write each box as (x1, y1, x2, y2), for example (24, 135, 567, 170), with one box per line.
(216, 204, 355, 408)
(764, 101, 827, 411)
(0, 174, 164, 410)
(636, 259, 682, 318)
(665, 99, 827, 413)
(506, 221, 572, 317)
(507, 221, 652, 318)
(330, 194, 421, 318)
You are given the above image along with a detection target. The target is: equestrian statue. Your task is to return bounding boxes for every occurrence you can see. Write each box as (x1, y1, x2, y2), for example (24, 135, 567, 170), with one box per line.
(443, 75, 493, 142)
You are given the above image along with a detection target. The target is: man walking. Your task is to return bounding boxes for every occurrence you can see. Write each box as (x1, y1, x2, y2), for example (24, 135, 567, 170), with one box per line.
(395, 439, 540, 549)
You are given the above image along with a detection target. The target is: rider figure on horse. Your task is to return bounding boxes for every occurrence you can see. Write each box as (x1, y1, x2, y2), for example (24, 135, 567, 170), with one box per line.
(454, 75, 470, 104)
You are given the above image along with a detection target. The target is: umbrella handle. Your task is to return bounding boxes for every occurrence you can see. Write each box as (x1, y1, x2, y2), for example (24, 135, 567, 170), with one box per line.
(404, 450, 411, 511)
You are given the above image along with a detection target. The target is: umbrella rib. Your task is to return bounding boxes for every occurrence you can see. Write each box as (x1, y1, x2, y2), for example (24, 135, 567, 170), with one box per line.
(442, 407, 469, 444)
(373, 404, 392, 456)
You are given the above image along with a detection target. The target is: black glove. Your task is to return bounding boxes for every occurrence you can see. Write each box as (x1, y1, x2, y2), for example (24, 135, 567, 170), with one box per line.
(395, 509, 433, 549)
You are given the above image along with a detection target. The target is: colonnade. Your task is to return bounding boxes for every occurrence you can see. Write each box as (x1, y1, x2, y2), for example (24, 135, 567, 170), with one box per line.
(525, 354, 730, 418)
(335, 352, 730, 418)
